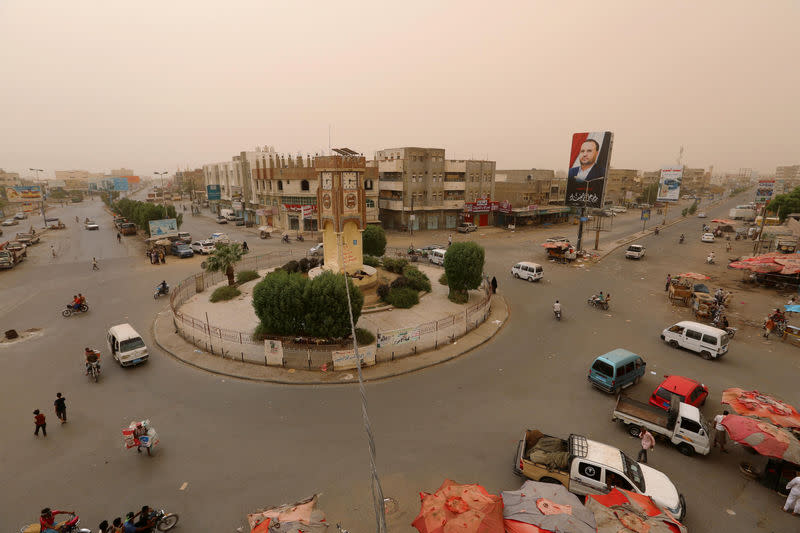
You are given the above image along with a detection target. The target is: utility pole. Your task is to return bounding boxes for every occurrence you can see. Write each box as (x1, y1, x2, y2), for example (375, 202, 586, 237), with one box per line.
(29, 168, 44, 224)
(154, 172, 168, 217)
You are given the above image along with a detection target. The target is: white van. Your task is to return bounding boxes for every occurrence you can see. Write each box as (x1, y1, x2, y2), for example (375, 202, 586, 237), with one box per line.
(429, 248, 446, 265)
(219, 208, 234, 220)
(511, 262, 543, 282)
(107, 323, 149, 366)
(660, 321, 730, 360)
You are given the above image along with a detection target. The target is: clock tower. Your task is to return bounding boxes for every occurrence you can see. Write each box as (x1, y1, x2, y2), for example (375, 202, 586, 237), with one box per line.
(315, 150, 367, 275)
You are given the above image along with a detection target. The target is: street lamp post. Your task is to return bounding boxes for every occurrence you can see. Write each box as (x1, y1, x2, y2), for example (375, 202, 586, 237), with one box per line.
(29, 168, 44, 225)
(154, 172, 168, 217)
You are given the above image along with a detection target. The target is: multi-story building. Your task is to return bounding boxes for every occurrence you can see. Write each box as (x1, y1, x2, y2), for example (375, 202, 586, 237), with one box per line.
(604, 168, 639, 205)
(494, 169, 565, 206)
(0, 169, 20, 189)
(775, 165, 800, 195)
(174, 169, 206, 199)
(681, 167, 710, 194)
(376, 147, 495, 230)
(204, 146, 379, 232)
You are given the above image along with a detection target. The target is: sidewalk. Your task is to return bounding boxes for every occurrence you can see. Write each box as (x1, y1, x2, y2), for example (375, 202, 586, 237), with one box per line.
(152, 294, 509, 384)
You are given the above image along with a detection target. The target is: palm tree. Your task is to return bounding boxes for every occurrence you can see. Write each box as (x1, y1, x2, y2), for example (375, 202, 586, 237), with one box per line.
(205, 242, 243, 286)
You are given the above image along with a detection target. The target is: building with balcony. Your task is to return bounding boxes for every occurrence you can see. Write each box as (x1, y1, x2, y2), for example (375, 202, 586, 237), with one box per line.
(604, 168, 639, 205)
(376, 147, 495, 230)
(494, 169, 565, 207)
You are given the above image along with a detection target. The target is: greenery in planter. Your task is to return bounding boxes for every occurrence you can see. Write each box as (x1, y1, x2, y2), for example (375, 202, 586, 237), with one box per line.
(443, 242, 484, 303)
(302, 271, 364, 338)
(376, 283, 390, 300)
(252, 270, 308, 335)
(402, 265, 431, 292)
(382, 257, 408, 274)
(205, 243, 245, 286)
(236, 270, 260, 284)
(385, 287, 419, 308)
(210, 285, 241, 302)
(363, 225, 387, 257)
(439, 272, 448, 286)
(363, 255, 381, 268)
(355, 327, 376, 345)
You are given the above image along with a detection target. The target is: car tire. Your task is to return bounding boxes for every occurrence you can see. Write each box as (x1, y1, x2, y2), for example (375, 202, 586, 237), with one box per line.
(628, 424, 642, 438)
(513, 273, 519, 279)
(677, 443, 694, 457)
(528, 276, 535, 283)
(668, 340, 679, 348)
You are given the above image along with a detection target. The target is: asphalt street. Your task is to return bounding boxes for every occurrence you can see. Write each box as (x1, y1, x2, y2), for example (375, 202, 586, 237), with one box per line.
(1, 194, 797, 532)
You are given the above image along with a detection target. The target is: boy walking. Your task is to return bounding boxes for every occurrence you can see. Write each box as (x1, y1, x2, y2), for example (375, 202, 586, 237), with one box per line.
(638, 428, 655, 464)
(54, 393, 67, 423)
(34, 409, 47, 436)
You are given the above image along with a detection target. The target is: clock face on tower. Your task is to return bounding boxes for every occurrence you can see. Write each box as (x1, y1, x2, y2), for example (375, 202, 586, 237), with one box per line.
(343, 171, 358, 190)
(321, 172, 333, 190)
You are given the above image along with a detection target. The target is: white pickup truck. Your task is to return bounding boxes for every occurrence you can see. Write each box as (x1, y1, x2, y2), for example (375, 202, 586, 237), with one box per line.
(611, 395, 710, 456)
(514, 428, 685, 520)
(625, 244, 645, 259)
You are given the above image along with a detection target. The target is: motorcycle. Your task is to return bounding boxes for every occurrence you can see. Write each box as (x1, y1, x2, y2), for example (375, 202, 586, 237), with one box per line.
(154, 284, 170, 299)
(282, 234, 290, 244)
(654, 226, 660, 235)
(19, 513, 91, 533)
(679, 234, 685, 244)
(86, 359, 100, 383)
(706, 255, 715, 264)
(146, 509, 180, 532)
(62, 303, 89, 317)
(553, 308, 561, 321)
(587, 296, 609, 311)
(296, 234, 305, 242)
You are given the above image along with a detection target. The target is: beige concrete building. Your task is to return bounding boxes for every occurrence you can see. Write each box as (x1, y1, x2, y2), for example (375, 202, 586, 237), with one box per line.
(494, 169, 565, 207)
(775, 165, 800, 194)
(604, 168, 639, 205)
(0, 169, 20, 189)
(376, 147, 495, 230)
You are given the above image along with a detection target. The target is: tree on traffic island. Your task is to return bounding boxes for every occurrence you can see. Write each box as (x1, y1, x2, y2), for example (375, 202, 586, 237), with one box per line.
(363, 224, 387, 257)
(302, 271, 363, 339)
(443, 242, 485, 303)
(252, 270, 308, 335)
(204, 242, 244, 286)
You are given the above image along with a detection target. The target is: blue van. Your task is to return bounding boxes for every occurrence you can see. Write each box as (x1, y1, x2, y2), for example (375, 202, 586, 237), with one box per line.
(588, 349, 646, 393)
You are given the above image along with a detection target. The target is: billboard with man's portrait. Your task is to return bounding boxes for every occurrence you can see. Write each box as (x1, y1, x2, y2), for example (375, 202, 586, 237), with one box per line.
(565, 131, 614, 208)
(657, 167, 683, 202)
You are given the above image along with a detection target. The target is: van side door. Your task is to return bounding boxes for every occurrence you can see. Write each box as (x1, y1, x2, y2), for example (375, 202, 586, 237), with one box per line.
(684, 329, 702, 350)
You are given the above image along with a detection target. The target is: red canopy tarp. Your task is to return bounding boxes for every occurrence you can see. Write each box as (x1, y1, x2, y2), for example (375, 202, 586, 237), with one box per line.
(412, 479, 504, 533)
(721, 415, 800, 465)
(722, 388, 800, 429)
(711, 219, 738, 225)
(585, 488, 686, 533)
(541, 242, 571, 250)
(728, 252, 800, 274)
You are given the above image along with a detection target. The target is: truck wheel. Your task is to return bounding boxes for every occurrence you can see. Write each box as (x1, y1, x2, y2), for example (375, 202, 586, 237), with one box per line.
(668, 340, 679, 348)
(628, 424, 641, 438)
(700, 350, 713, 360)
(678, 443, 694, 456)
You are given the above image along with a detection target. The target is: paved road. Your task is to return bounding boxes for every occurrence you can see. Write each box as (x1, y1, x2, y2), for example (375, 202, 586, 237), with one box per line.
(2, 193, 796, 532)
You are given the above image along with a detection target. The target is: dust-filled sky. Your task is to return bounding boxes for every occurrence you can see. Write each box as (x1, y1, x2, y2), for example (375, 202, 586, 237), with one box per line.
(1, 1, 798, 179)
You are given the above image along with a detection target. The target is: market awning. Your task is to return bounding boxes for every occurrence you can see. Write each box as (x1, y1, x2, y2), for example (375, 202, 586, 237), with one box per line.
(721, 415, 800, 465)
(722, 388, 800, 429)
(541, 242, 571, 250)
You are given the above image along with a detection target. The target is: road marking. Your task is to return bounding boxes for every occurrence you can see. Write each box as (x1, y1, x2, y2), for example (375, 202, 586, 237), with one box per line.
(179, 482, 188, 491)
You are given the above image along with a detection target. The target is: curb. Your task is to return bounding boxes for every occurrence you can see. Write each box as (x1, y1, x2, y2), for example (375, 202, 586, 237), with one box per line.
(152, 296, 510, 385)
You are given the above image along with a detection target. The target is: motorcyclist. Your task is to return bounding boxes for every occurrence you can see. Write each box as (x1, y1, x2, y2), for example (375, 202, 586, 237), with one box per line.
(71, 295, 81, 311)
(40, 507, 75, 532)
(707, 251, 715, 264)
(553, 300, 561, 316)
(679, 233, 685, 243)
(771, 308, 786, 323)
(158, 280, 168, 295)
(85, 347, 100, 374)
(654, 226, 660, 235)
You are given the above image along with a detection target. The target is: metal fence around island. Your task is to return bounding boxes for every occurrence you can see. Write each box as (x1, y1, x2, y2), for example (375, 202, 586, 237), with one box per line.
(169, 251, 493, 369)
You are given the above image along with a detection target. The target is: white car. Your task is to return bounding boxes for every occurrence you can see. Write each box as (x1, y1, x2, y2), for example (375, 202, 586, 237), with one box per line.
(610, 206, 627, 213)
(210, 232, 230, 244)
(2, 218, 18, 226)
(625, 244, 646, 259)
(309, 243, 324, 256)
(14, 212, 27, 220)
(697, 212, 707, 218)
(84, 220, 99, 230)
(190, 240, 215, 254)
(701, 233, 715, 243)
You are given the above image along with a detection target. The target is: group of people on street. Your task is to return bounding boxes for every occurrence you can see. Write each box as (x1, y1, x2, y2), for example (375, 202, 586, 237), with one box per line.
(764, 308, 788, 338)
(149, 249, 165, 265)
(39, 505, 158, 533)
(636, 408, 731, 464)
(33, 393, 68, 437)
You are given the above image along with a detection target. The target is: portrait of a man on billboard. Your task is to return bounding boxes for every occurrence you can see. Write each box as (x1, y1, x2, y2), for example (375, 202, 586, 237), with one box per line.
(565, 131, 613, 208)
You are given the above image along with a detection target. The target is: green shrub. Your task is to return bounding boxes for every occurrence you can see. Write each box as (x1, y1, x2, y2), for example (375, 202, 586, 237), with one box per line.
(252, 270, 309, 335)
(447, 290, 469, 304)
(355, 327, 376, 345)
(390, 276, 409, 289)
(403, 266, 431, 292)
(386, 287, 419, 308)
(209, 285, 241, 302)
(282, 260, 300, 273)
(688, 201, 698, 215)
(363, 255, 381, 268)
(363, 225, 387, 256)
(382, 257, 408, 274)
(236, 270, 260, 284)
(302, 272, 364, 338)
(308, 257, 320, 269)
(298, 257, 310, 273)
(444, 242, 485, 302)
(376, 283, 390, 301)
(681, 208, 688, 217)
(439, 272, 448, 286)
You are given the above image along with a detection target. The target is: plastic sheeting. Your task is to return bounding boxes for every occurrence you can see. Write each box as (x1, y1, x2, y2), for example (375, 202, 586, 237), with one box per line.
(412, 479, 504, 533)
(586, 488, 686, 533)
(722, 388, 800, 428)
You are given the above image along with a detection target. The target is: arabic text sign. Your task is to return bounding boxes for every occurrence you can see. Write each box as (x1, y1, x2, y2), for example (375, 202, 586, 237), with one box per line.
(377, 326, 421, 347)
(5, 186, 42, 202)
(657, 167, 683, 202)
(206, 184, 221, 200)
(332, 346, 376, 370)
(112, 177, 129, 191)
(264, 340, 284, 366)
(148, 218, 178, 237)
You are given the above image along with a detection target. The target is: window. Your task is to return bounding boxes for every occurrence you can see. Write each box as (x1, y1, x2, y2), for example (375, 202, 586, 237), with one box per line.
(365, 199, 375, 208)
(685, 329, 702, 341)
(668, 325, 685, 334)
(605, 471, 633, 491)
(701, 334, 718, 345)
(301, 180, 309, 191)
(578, 462, 601, 481)
(620, 452, 645, 492)
(591, 360, 614, 377)
(623, 362, 635, 375)
(680, 418, 702, 434)
(364, 179, 373, 190)
(689, 387, 701, 403)
(656, 388, 684, 404)
(278, 181, 283, 191)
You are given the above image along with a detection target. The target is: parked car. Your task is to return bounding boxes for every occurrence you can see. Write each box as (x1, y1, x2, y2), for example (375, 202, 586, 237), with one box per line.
(625, 244, 645, 259)
(456, 222, 477, 233)
(309, 243, 324, 256)
(119, 222, 137, 235)
(4, 241, 27, 257)
(177, 231, 192, 244)
(85, 220, 100, 230)
(511, 261, 543, 282)
(649, 375, 709, 411)
(170, 242, 194, 258)
(216, 216, 228, 224)
(610, 206, 628, 213)
(14, 212, 27, 220)
(2, 218, 19, 226)
(190, 240, 215, 254)
(697, 212, 707, 218)
(701, 233, 715, 243)
(230, 216, 245, 226)
(15, 232, 40, 245)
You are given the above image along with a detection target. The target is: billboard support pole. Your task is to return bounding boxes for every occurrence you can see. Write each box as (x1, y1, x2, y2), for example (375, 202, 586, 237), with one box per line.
(663, 202, 669, 225)
(576, 207, 585, 251)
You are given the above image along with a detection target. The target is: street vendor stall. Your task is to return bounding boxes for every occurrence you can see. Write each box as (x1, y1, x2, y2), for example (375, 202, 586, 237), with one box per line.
(541, 241, 576, 264)
(668, 273, 709, 306)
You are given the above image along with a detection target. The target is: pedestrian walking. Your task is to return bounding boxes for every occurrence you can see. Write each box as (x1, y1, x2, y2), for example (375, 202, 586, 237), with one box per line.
(713, 410, 730, 452)
(665, 274, 672, 291)
(92, 257, 100, 271)
(53, 392, 67, 423)
(159, 250, 165, 264)
(33, 409, 46, 437)
(448, 234, 453, 247)
(98, 520, 110, 533)
(783, 474, 800, 515)
(490, 276, 498, 294)
(637, 428, 654, 463)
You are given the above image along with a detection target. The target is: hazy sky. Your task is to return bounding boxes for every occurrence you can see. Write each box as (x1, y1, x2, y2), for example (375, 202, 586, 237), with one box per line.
(1, 1, 798, 179)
